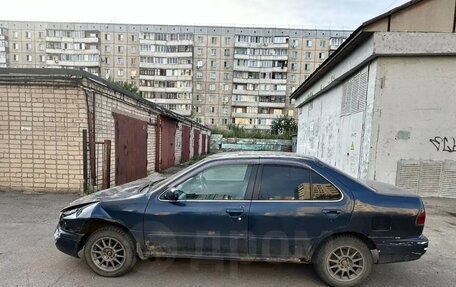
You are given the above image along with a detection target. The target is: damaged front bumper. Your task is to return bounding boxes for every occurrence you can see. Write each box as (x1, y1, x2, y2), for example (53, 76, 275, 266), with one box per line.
(54, 225, 84, 258)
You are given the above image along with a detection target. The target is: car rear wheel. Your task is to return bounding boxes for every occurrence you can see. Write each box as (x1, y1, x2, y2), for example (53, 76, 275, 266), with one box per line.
(84, 226, 137, 277)
(314, 236, 373, 287)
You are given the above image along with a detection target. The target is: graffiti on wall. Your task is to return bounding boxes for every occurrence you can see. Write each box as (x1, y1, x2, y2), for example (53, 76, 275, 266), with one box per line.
(430, 136, 456, 153)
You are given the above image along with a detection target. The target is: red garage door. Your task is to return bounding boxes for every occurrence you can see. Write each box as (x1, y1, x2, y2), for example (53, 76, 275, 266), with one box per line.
(193, 129, 200, 157)
(160, 116, 176, 170)
(181, 125, 191, 162)
(114, 113, 148, 185)
(201, 134, 207, 155)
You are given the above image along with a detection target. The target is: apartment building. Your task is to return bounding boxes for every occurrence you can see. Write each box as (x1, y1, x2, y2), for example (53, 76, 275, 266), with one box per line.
(0, 20, 350, 129)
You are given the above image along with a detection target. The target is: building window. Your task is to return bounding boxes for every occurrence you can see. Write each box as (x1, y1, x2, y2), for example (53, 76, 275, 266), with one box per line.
(196, 60, 203, 68)
(197, 48, 203, 56)
(26, 55, 32, 62)
(196, 106, 201, 113)
(211, 118, 215, 124)
(224, 73, 230, 80)
(118, 46, 124, 53)
(197, 36, 204, 44)
(26, 43, 32, 50)
(40, 55, 46, 62)
(304, 63, 312, 71)
(209, 84, 216, 91)
(319, 52, 325, 60)
(292, 39, 299, 48)
(211, 37, 217, 45)
(305, 51, 312, 60)
(105, 34, 111, 41)
(39, 44, 45, 51)
(291, 51, 298, 59)
(13, 43, 18, 50)
(105, 46, 111, 53)
(210, 72, 216, 80)
(13, 31, 18, 38)
(210, 60, 216, 68)
(118, 34, 124, 41)
(306, 40, 313, 47)
(291, 63, 298, 71)
(290, 75, 296, 82)
(196, 71, 203, 78)
(25, 31, 32, 39)
(224, 49, 230, 57)
(210, 107, 215, 113)
(117, 58, 124, 65)
(211, 48, 216, 56)
(223, 118, 228, 125)
(131, 35, 135, 41)
(131, 58, 137, 65)
(320, 40, 326, 48)
(223, 84, 229, 91)
(38, 32, 44, 38)
(196, 83, 202, 90)
(225, 37, 231, 45)
(118, 69, 125, 76)
(13, 55, 19, 61)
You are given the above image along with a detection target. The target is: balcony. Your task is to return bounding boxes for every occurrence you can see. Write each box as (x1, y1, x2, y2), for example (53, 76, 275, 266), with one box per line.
(233, 54, 288, 61)
(232, 77, 260, 84)
(145, 98, 192, 105)
(139, 39, 193, 46)
(258, 102, 286, 108)
(46, 36, 99, 43)
(139, 86, 192, 93)
(258, 90, 287, 96)
(139, 74, 192, 81)
(139, 62, 192, 69)
(233, 65, 288, 73)
(139, 51, 192, 58)
(232, 100, 258, 107)
(231, 112, 282, 119)
(234, 41, 289, 49)
(232, 89, 258, 95)
(45, 48, 100, 55)
(46, 60, 100, 67)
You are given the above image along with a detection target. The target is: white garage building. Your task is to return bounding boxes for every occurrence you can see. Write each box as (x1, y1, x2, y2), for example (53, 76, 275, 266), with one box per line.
(291, 0, 456, 197)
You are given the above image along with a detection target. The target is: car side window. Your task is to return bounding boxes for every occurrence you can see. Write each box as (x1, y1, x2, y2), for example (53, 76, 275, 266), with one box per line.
(172, 164, 252, 200)
(258, 165, 341, 201)
(259, 165, 311, 200)
(311, 170, 342, 200)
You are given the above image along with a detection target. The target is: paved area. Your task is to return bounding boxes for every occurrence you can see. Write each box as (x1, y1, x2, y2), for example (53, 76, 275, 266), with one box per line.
(0, 191, 455, 287)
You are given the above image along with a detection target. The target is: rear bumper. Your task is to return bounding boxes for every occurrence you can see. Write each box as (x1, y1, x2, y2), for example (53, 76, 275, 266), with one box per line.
(374, 235, 428, 264)
(54, 225, 84, 258)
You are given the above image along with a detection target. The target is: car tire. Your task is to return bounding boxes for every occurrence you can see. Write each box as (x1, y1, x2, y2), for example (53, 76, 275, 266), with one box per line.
(314, 236, 373, 287)
(84, 226, 137, 277)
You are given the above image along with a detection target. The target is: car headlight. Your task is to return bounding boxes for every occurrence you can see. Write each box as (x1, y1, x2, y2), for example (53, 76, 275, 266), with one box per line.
(60, 202, 97, 219)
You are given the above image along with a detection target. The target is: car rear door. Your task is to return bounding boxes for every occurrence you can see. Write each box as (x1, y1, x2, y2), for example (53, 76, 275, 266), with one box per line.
(143, 158, 258, 258)
(247, 159, 353, 260)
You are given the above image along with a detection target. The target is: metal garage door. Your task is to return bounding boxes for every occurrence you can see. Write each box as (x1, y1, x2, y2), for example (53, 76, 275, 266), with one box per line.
(201, 134, 207, 155)
(194, 129, 200, 157)
(160, 116, 177, 170)
(114, 113, 148, 185)
(181, 125, 191, 162)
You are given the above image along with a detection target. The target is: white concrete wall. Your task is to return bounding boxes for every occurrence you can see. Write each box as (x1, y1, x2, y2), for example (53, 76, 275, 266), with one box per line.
(297, 62, 377, 179)
(174, 122, 182, 164)
(370, 56, 456, 184)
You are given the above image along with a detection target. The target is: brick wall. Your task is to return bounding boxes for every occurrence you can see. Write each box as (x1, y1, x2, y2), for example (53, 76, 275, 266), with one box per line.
(0, 84, 87, 193)
(84, 80, 157, 190)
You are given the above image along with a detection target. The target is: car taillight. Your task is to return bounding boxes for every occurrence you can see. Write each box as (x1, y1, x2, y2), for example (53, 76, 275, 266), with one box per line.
(416, 209, 426, 226)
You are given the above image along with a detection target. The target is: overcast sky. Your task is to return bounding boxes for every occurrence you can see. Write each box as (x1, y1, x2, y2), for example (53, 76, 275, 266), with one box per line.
(0, 0, 409, 29)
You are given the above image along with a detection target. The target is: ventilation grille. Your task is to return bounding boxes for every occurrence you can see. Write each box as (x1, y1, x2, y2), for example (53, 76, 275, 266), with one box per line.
(341, 70, 368, 116)
(396, 160, 456, 198)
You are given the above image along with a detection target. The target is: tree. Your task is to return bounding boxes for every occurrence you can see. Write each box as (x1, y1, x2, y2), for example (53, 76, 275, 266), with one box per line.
(111, 81, 139, 95)
(271, 115, 298, 136)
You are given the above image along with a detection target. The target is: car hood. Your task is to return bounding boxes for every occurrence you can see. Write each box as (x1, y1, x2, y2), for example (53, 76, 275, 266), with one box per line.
(63, 173, 167, 211)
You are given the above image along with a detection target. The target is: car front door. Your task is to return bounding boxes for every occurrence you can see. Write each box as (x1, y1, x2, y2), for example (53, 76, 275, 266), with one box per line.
(143, 159, 258, 258)
(248, 159, 353, 261)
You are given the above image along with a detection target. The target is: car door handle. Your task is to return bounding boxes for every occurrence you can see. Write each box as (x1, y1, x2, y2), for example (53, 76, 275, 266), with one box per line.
(226, 208, 244, 217)
(322, 209, 342, 216)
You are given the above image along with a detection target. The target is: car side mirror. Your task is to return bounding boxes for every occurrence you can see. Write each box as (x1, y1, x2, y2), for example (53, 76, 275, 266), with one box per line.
(162, 188, 179, 201)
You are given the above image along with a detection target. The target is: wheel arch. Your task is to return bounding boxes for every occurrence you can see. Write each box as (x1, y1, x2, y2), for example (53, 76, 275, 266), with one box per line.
(79, 218, 138, 250)
(311, 232, 377, 263)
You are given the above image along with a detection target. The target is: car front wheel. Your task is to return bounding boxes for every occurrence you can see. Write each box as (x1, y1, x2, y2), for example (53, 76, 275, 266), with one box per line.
(84, 226, 137, 277)
(314, 236, 373, 287)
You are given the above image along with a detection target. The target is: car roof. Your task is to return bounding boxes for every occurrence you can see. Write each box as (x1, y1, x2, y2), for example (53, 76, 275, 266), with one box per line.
(204, 151, 318, 162)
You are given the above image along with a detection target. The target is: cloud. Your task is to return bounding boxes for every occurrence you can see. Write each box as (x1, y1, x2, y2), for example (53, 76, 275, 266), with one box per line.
(0, 0, 410, 29)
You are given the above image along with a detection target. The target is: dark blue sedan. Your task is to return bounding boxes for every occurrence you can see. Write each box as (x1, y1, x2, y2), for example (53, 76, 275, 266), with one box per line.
(55, 152, 428, 287)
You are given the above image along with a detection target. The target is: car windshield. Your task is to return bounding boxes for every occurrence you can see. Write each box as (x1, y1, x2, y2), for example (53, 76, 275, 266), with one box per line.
(148, 159, 207, 193)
